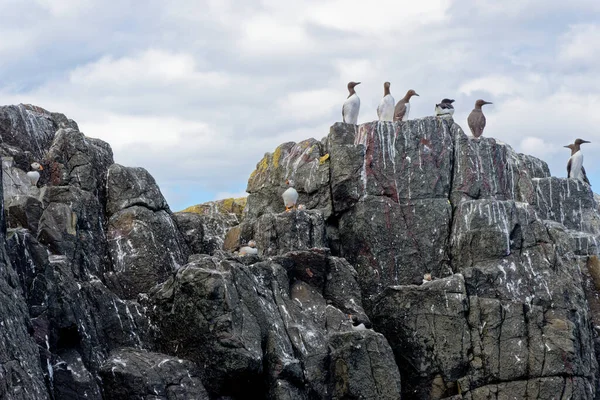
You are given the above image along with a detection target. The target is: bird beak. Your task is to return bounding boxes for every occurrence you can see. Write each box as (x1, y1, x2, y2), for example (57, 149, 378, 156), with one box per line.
(582, 140, 591, 144)
(285, 179, 289, 185)
(564, 145, 571, 148)
(39, 165, 44, 170)
(356, 82, 361, 86)
(484, 101, 493, 105)
(414, 93, 420, 96)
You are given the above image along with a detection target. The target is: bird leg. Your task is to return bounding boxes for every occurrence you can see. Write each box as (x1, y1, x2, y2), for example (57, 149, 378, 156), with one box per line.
(285, 206, 291, 212)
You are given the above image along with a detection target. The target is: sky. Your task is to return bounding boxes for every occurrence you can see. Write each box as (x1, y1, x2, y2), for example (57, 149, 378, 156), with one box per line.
(1, 0, 599, 211)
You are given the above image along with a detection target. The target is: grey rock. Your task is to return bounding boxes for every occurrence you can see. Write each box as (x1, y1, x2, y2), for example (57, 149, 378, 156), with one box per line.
(44, 128, 113, 202)
(6, 195, 43, 233)
(245, 139, 331, 220)
(99, 348, 209, 400)
(106, 164, 169, 217)
(173, 211, 238, 256)
(372, 274, 469, 399)
(249, 209, 327, 256)
(105, 206, 188, 299)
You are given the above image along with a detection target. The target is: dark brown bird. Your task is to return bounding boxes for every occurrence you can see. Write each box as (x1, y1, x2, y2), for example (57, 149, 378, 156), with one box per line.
(467, 99, 492, 138)
(565, 139, 591, 185)
(393, 89, 419, 122)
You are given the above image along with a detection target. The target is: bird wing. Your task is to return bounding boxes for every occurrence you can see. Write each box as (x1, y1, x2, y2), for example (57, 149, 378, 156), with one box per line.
(342, 103, 346, 121)
(582, 166, 591, 185)
(394, 101, 406, 122)
(467, 111, 486, 137)
(566, 156, 572, 178)
(377, 100, 383, 119)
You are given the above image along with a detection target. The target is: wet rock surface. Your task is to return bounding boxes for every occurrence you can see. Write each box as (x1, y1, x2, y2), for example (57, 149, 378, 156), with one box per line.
(1, 106, 600, 399)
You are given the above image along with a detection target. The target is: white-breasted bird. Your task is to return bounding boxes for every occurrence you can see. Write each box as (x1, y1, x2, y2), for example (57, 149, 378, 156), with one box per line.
(434, 98, 455, 116)
(565, 139, 591, 185)
(377, 82, 395, 121)
(282, 179, 299, 212)
(26, 162, 44, 186)
(393, 89, 419, 122)
(342, 81, 361, 124)
(239, 240, 258, 256)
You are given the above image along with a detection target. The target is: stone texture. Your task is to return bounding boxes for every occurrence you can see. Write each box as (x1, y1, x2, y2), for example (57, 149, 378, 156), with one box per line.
(99, 348, 209, 400)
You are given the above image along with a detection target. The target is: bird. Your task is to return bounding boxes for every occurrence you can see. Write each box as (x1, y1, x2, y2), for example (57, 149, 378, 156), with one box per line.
(422, 273, 432, 284)
(393, 89, 419, 122)
(467, 99, 493, 138)
(565, 139, 591, 185)
(377, 82, 395, 121)
(342, 81, 361, 124)
(434, 98, 455, 116)
(239, 240, 258, 256)
(26, 162, 43, 186)
(348, 314, 372, 331)
(282, 179, 299, 212)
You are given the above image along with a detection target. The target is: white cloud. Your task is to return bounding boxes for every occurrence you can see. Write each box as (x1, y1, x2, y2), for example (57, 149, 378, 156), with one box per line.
(3, 0, 600, 210)
(558, 24, 600, 67)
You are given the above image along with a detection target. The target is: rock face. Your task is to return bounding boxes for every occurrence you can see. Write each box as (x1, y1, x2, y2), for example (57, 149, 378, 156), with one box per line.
(1, 105, 600, 400)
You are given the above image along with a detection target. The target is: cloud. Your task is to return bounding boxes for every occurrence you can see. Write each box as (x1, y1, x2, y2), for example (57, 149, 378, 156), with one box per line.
(2, 0, 600, 211)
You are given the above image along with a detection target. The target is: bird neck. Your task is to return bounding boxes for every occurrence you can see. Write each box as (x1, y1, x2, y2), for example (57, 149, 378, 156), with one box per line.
(403, 93, 412, 102)
(348, 88, 356, 98)
(572, 145, 581, 154)
(384, 87, 390, 96)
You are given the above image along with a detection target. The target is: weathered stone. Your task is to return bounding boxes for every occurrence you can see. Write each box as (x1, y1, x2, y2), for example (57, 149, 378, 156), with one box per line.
(372, 275, 469, 399)
(6, 195, 43, 233)
(45, 128, 113, 203)
(173, 211, 238, 256)
(106, 206, 188, 299)
(106, 164, 169, 216)
(99, 348, 209, 400)
(246, 139, 331, 220)
(329, 330, 402, 400)
(251, 209, 327, 256)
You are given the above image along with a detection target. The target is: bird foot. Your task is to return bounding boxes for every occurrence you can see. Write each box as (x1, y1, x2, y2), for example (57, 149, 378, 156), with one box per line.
(285, 207, 291, 212)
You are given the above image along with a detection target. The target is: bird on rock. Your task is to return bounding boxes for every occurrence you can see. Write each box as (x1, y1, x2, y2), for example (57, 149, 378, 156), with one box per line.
(467, 99, 492, 138)
(26, 162, 43, 186)
(342, 81, 361, 124)
(282, 179, 299, 212)
(435, 98, 455, 116)
(239, 240, 258, 256)
(393, 89, 419, 122)
(377, 82, 395, 121)
(565, 139, 591, 185)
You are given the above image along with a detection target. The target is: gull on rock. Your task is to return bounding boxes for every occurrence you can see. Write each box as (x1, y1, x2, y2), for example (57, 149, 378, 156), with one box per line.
(342, 81, 361, 124)
(377, 82, 395, 121)
(565, 139, 591, 185)
(282, 179, 299, 212)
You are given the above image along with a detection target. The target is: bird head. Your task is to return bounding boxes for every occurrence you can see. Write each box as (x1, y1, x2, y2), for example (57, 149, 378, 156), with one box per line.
(31, 162, 43, 171)
(475, 99, 493, 107)
(384, 82, 391, 89)
(347, 81, 361, 90)
(285, 179, 294, 186)
(574, 139, 591, 145)
(247, 240, 256, 248)
(406, 89, 419, 98)
(441, 98, 455, 104)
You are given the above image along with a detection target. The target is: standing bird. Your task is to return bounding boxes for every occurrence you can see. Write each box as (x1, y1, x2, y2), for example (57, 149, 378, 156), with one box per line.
(565, 139, 591, 185)
(435, 98, 455, 116)
(282, 179, 299, 212)
(393, 89, 419, 122)
(377, 82, 395, 121)
(467, 99, 493, 138)
(26, 162, 43, 186)
(342, 82, 361, 124)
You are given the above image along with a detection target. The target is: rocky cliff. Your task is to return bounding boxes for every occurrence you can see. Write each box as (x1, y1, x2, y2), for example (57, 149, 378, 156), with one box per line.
(0, 104, 599, 400)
